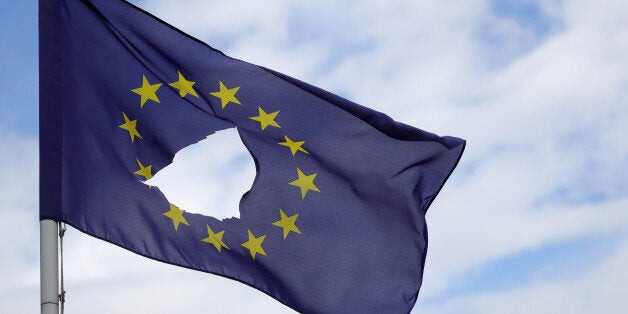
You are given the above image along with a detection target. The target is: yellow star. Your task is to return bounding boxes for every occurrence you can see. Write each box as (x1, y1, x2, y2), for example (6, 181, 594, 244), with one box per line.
(132, 75, 162, 108)
(249, 107, 281, 130)
(272, 208, 301, 239)
(118, 111, 142, 142)
(241, 229, 267, 260)
(209, 81, 241, 109)
(289, 168, 320, 199)
(134, 158, 153, 180)
(202, 225, 230, 252)
(278, 135, 309, 156)
(163, 203, 190, 231)
(168, 71, 198, 98)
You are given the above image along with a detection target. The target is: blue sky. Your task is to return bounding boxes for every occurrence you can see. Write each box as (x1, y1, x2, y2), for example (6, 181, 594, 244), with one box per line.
(1, 0, 628, 313)
(0, 1, 38, 135)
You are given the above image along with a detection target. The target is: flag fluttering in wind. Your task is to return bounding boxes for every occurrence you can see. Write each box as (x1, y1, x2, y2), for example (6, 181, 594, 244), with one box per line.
(39, 0, 465, 312)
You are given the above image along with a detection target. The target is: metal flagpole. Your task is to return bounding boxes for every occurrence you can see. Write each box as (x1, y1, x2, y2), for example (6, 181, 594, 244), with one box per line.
(40, 219, 59, 314)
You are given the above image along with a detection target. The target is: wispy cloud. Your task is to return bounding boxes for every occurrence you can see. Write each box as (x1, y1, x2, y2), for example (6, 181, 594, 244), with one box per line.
(0, 129, 39, 311)
(418, 237, 628, 314)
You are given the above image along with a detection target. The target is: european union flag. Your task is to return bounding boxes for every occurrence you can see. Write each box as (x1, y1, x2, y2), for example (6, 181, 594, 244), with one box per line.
(39, 0, 465, 312)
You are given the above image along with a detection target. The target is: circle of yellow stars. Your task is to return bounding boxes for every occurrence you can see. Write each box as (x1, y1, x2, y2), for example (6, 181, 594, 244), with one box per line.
(117, 71, 319, 261)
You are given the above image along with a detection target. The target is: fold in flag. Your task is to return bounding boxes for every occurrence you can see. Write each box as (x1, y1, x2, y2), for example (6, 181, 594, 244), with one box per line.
(39, 0, 465, 312)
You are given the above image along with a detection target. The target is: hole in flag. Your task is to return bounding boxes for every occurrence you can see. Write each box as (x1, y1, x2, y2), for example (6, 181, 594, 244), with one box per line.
(146, 129, 255, 220)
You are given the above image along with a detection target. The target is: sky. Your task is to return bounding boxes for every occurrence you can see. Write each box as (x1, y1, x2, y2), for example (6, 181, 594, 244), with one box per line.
(1, 0, 628, 313)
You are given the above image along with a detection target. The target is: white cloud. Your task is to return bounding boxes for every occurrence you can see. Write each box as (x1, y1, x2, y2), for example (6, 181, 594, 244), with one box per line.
(139, 0, 322, 76)
(421, 192, 628, 297)
(415, 236, 628, 314)
(411, 0, 628, 301)
(146, 129, 255, 220)
(0, 129, 39, 311)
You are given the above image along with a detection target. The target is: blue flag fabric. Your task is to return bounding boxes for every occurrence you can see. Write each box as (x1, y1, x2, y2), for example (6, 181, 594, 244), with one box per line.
(39, 0, 465, 312)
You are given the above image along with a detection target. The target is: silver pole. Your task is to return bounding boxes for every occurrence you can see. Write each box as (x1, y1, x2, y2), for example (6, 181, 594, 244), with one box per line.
(40, 219, 59, 314)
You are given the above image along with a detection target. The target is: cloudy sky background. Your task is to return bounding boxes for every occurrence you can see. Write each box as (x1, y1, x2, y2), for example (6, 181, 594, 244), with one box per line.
(1, 0, 628, 313)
